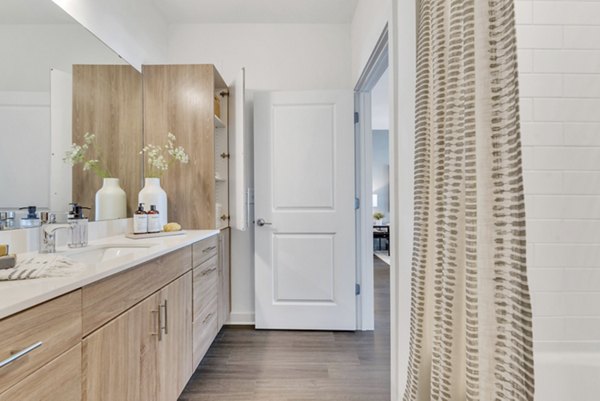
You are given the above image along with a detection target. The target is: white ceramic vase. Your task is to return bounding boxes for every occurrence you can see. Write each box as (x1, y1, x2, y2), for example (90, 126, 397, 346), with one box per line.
(95, 178, 127, 221)
(138, 178, 168, 229)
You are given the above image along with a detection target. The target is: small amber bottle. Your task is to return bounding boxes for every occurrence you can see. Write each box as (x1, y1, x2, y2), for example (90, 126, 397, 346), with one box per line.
(147, 205, 161, 233)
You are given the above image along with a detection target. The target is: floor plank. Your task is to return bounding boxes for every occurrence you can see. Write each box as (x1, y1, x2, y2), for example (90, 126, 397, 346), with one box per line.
(179, 256, 390, 401)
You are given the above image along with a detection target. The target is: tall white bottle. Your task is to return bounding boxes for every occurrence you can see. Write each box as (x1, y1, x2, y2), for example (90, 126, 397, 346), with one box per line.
(138, 178, 168, 229)
(95, 178, 127, 221)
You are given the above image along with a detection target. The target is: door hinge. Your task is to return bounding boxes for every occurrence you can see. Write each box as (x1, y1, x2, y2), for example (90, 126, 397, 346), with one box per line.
(355, 283, 361, 296)
(354, 112, 359, 124)
(354, 197, 360, 210)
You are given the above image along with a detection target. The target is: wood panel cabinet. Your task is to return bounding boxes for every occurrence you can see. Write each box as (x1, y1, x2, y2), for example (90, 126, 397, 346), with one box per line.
(192, 255, 219, 369)
(83, 273, 192, 401)
(72, 64, 143, 220)
(0, 290, 81, 395)
(81, 247, 191, 336)
(0, 344, 81, 401)
(83, 291, 158, 401)
(157, 272, 193, 400)
(142, 64, 230, 230)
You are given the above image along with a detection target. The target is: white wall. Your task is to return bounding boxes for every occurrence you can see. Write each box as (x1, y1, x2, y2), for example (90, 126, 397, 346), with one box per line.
(351, 0, 390, 83)
(0, 24, 123, 92)
(0, 23, 123, 210)
(168, 24, 352, 90)
(52, 0, 168, 70)
(516, 0, 600, 351)
(168, 22, 353, 324)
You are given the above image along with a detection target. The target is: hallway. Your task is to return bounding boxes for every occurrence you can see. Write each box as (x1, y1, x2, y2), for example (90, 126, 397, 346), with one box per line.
(179, 256, 390, 401)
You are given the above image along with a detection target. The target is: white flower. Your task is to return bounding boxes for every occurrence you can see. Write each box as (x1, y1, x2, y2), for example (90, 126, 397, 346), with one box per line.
(142, 132, 190, 177)
(63, 132, 111, 178)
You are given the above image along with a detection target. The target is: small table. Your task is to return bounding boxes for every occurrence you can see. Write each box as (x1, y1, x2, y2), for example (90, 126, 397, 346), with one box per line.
(373, 225, 390, 255)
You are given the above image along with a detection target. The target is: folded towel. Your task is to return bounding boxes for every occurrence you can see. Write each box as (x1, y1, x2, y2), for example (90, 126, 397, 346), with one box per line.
(0, 254, 86, 281)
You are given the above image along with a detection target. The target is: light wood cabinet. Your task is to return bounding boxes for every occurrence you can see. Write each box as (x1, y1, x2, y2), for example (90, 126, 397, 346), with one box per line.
(143, 64, 230, 230)
(0, 344, 82, 401)
(157, 272, 193, 400)
(0, 235, 225, 401)
(83, 273, 192, 401)
(72, 64, 143, 220)
(0, 290, 81, 395)
(81, 247, 191, 336)
(192, 255, 219, 369)
(83, 291, 158, 401)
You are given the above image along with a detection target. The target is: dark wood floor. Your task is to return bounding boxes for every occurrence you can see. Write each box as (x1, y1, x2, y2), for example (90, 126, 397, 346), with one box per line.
(179, 257, 390, 401)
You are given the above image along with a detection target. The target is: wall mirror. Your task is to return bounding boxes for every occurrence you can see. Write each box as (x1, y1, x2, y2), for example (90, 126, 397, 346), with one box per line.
(0, 0, 142, 225)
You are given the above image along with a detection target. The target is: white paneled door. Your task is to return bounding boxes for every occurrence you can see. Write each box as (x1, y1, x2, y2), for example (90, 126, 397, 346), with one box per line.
(254, 91, 356, 330)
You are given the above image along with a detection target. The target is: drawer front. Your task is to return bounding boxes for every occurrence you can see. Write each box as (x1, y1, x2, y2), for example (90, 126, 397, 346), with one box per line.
(0, 290, 82, 394)
(82, 246, 192, 336)
(0, 344, 81, 401)
(192, 309, 218, 369)
(192, 236, 218, 267)
(192, 256, 218, 322)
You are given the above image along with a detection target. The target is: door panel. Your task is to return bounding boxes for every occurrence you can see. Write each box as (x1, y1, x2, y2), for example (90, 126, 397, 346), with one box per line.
(157, 273, 192, 401)
(254, 90, 356, 330)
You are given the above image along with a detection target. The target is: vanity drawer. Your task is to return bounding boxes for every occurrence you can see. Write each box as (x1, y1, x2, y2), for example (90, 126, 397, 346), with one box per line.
(82, 246, 192, 336)
(192, 256, 218, 322)
(192, 235, 218, 267)
(0, 344, 81, 401)
(0, 290, 82, 395)
(192, 307, 218, 369)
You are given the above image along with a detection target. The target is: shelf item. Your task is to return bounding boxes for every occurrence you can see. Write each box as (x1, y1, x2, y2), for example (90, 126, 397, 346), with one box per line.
(214, 115, 225, 128)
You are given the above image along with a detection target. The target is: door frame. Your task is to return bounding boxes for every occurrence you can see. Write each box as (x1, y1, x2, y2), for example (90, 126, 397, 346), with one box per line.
(354, 25, 389, 331)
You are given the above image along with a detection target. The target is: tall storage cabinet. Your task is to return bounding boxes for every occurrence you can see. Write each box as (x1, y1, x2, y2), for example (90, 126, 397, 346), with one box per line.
(142, 65, 230, 230)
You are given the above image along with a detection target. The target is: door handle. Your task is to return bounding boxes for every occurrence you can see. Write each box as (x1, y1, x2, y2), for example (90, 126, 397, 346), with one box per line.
(160, 300, 168, 336)
(0, 341, 43, 368)
(256, 218, 272, 227)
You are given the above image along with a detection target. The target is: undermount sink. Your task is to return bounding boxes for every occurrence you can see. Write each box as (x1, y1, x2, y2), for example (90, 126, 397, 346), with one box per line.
(62, 243, 157, 264)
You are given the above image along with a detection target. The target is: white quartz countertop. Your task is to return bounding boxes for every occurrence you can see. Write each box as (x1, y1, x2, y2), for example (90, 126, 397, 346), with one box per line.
(0, 230, 219, 320)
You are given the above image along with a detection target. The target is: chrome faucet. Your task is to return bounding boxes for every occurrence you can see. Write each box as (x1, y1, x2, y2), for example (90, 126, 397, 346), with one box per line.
(40, 214, 77, 254)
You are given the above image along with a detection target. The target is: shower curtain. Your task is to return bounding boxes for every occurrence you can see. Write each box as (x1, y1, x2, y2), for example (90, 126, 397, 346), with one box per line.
(403, 0, 535, 400)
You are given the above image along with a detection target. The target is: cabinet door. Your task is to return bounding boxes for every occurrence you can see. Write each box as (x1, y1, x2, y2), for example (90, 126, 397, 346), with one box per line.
(157, 272, 193, 401)
(83, 292, 160, 401)
(0, 344, 81, 401)
(218, 228, 231, 329)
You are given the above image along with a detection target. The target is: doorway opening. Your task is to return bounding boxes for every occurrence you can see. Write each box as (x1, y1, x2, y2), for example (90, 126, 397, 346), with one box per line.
(354, 25, 390, 331)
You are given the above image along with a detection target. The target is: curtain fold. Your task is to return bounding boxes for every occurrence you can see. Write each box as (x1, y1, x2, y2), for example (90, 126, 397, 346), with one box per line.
(403, 0, 535, 400)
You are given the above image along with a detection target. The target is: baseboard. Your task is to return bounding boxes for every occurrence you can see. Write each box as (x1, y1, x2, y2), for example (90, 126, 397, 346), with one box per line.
(227, 312, 255, 325)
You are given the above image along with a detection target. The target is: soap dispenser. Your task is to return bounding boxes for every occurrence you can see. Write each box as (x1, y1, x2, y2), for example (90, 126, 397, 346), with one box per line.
(68, 203, 90, 248)
(133, 203, 148, 234)
(147, 205, 161, 233)
(19, 206, 41, 228)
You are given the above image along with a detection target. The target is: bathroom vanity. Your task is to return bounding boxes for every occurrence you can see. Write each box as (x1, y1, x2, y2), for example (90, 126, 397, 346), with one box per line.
(0, 230, 228, 401)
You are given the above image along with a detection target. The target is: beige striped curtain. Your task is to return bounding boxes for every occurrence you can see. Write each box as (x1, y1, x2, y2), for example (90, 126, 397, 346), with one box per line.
(403, 0, 535, 400)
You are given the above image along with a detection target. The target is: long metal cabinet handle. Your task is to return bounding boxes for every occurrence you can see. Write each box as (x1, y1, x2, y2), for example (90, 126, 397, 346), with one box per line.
(201, 266, 217, 276)
(202, 246, 217, 254)
(161, 300, 168, 335)
(151, 308, 162, 341)
(0, 341, 43, 368)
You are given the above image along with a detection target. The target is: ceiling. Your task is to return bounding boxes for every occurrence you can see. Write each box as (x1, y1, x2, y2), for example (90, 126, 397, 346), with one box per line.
(0, 0, 74, 24)
(152, 0, 360, 24)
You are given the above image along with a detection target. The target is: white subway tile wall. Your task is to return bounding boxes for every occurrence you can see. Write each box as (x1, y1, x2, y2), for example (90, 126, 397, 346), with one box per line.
(517, 0, 600, 349)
